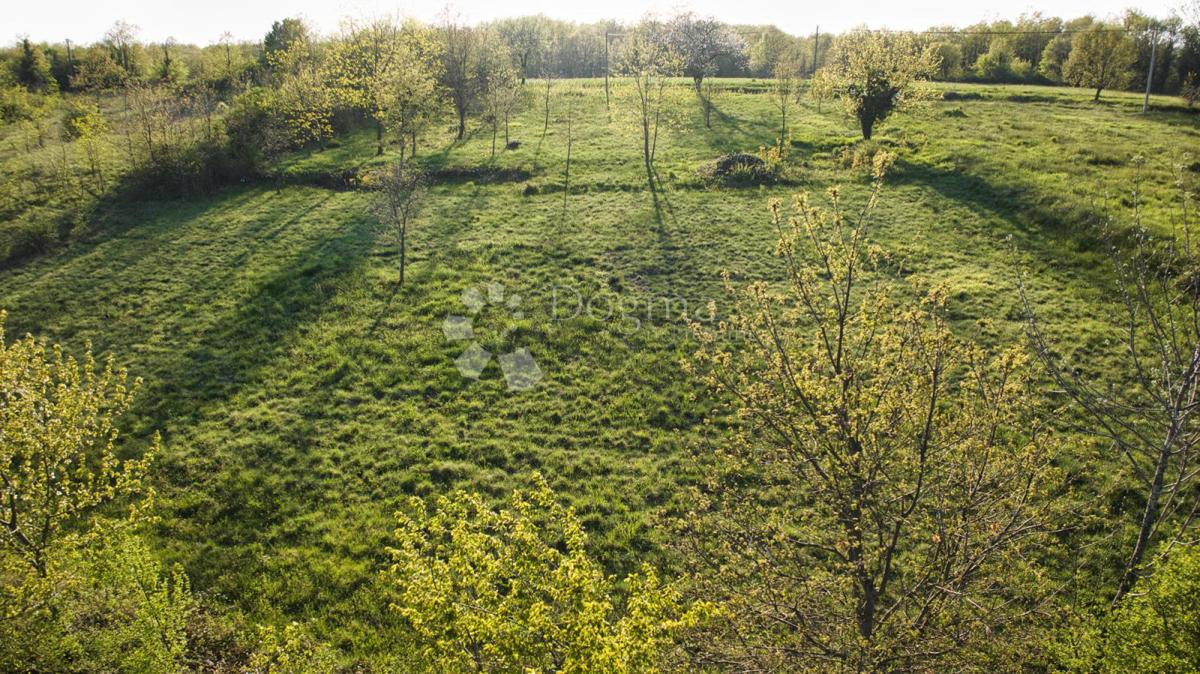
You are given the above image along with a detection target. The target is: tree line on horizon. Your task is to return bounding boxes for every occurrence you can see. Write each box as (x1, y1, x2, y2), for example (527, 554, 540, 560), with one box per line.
(5, 7, 1200, 99)
(2, 6, 1200, 674)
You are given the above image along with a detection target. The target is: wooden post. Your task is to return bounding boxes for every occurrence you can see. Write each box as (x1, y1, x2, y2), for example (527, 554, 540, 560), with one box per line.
(1142, 29, 1158, 114)
(604, 32, 611, 114)
(812, 26, 820, 76)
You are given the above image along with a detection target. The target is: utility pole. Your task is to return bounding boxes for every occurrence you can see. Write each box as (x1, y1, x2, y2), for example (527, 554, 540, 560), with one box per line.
(604, 32, 611, 114)
(812, 26, 820, 76)
(1142, 28, 1158, 114)
(604, 32, 624, 119)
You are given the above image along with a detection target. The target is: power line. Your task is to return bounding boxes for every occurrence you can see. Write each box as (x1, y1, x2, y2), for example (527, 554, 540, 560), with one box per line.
(869, 27, 1134, 37)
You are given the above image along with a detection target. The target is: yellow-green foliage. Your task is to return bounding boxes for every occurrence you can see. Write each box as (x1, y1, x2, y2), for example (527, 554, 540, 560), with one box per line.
(1055, 546, 1200, 673)
(250, 621, 340, 674)
(1102, 546, 1200, 672)
(68, 521, 194, 673)
(0, 310, 153, 578)
(388, 474, 713, 673)
(1064, 24, 1137, 100)
(0, 312, 190, 672)
(324, 20, 440, 135)
(269, 43, 336, 147)
(682, 162, 1059, 670)
(0, 519, 194, 673)
(812, 29, 939, 139)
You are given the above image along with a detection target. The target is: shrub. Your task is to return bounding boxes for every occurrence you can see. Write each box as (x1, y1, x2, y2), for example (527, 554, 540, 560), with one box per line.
(388, 474, 713, 673)
(1054, 546, 1200, 673)
(61, 100, 106, 140)
(838, 139, 889, 170)
(0, 314, 190, 672)
(1183, 73, 1200, 108)
(0, 86, 36, 123)
(249, 622, 339, 674)
(0, 217, 58, 262)
(698, 151, 779, 186)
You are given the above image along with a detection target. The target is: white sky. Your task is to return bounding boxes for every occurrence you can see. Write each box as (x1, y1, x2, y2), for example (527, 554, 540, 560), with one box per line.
(6, 0, 1185, 45)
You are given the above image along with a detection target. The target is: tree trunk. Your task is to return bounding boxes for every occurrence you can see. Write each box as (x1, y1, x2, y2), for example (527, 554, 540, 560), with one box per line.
(399, 220, 407, 287)
(1115, 346, 1200, 602)
(457, 109, 466, 140)
(542, 79, 551, 141)
(844, 436, 876, 644)
(1094, 88, 1102, 102)
(491, 122, 497, 159)
(375, 119, 384, 155)
(411, 130, 417, 158)
(860, 115, 873, 140)
(643, 119, 653, 189)
(1115, 443, 1171, 602)
(696, 77, 712, 129)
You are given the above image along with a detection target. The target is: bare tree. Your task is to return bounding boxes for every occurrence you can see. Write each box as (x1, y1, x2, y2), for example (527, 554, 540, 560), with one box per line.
(538, 37, 557, 154)
(561, 84, 575, 222)
(494, 15, 549, 84)
(665, 13, 747, 128)
(771, 57, 802, 148)
(617, 22, 681, 189)
(680, 157, 1058, 671)
(480, 36, 520, 158)
(1024, 164, 1200, 602)
(439, 17, 483, 140)
(372, 162, 424, 287)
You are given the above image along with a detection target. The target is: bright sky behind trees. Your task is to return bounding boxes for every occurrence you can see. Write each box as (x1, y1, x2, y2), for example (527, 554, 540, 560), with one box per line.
(9, 0, 1182, 45)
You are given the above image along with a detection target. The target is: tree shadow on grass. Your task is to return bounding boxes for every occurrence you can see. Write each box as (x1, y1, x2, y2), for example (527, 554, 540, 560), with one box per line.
(0, 184, 382, 441)
(636, 171, 705, 301)
(890, 158, 1096, 234)
(0, 188, 318, 342)
(887, 157, 1121, 289)
(0, 183, 386, 599)
(148, 207, 379, 425)
(367, 182, 490, 337)
(700, 101, 777, 155)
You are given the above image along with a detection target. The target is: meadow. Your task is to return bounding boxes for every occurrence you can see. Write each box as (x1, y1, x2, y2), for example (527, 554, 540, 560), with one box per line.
(1, 77, 1197, 654)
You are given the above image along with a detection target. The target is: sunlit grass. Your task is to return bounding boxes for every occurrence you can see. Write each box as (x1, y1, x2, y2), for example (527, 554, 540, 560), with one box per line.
(0, 78, 1195, 648)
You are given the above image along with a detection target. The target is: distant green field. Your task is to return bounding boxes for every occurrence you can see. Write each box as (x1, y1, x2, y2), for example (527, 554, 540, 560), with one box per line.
(1, 78, 1196, 648)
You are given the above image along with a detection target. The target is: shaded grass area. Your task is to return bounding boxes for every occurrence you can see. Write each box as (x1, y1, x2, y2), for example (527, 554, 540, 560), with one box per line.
(0, 79, 1196, 650)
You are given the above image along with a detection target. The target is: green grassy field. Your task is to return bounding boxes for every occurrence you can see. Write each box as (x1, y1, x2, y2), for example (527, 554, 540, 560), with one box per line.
(1, 78, 1197, 650)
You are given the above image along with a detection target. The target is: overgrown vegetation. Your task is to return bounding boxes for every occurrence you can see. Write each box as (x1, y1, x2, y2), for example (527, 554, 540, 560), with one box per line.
(2, 6, 1200, 672)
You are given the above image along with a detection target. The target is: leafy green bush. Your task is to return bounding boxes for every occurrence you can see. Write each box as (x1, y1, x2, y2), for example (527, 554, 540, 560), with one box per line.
(838, 139, 889, 170)
(388, 474, 713, 673)
(698, 151, 780, 186)
(1054, 546, 1200, 673)
(0, 217, 57, 262)
(60, 99, 106, 140)
(0, 314, 192, 672)
(249, 622, 339, 674)
(0, 85, 41, 123)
